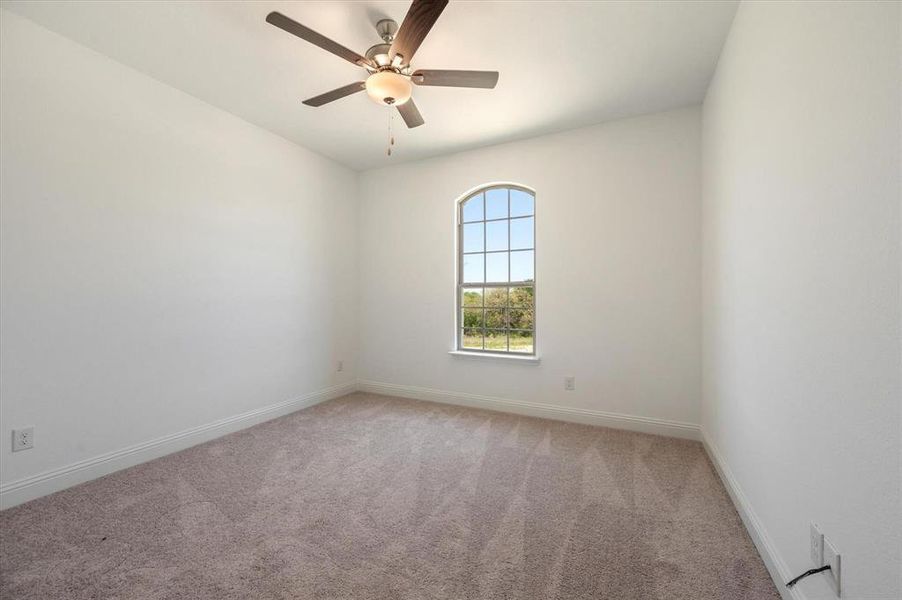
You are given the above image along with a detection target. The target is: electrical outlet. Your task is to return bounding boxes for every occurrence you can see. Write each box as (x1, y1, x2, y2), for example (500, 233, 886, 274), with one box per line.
(823, 535, 841, 597)
(12, 427, 34, 452)
(564, 376, 575, 391)
(337, 360, 344, 372)
(810, 522, 824, 566)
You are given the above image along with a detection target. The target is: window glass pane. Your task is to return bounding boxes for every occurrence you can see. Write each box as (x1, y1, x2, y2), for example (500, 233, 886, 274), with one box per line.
(459, 187, 535, 354)
(462, 194, 484, 222)
(485, 188, 508, 220)
(510, 189, 534, 217)
(485, 287, 508, 307)
(486, 220, 508, 251)
(485, 252, 508, 282)
(509, 308, 534, 330)
(509, 330, 534, 353)
(510, 250, 534, 282)
(510, 217, 534, 250)
(462, 328, 483, 349)
(485, 309, 507, 329)
(509, 286, 534, 307)
(485, 330, 508, 351)
(462, 308, 484, 328)
(463, 254, 484, 283)
(461, 288, 483, 307)
(462, 222, 484, 253)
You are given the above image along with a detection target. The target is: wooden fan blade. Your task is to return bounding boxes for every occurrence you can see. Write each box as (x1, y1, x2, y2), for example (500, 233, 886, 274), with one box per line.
(389, 0, 448, 63)
(302, 82, 366, 107)
(266, 12, 371, 67)
(411, 70, 499, 89)
(397, 99, 424, 128)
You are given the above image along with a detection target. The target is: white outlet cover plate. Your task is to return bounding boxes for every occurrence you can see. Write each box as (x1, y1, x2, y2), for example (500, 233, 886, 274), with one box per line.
(12, 426, 34, 452)
(809, 522, 824, 565)
(823, 535, 841, 597)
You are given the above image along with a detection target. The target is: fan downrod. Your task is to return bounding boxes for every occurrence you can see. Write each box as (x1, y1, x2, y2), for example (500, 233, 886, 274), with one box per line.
(375, 19, 398, 43)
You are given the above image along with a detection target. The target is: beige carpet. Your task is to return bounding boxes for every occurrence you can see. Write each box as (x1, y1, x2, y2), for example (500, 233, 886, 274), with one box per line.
(0, 392, 780, 599)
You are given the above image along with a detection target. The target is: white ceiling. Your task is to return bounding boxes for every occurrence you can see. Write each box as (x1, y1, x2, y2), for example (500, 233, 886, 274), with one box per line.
(2, 1, 738, 171)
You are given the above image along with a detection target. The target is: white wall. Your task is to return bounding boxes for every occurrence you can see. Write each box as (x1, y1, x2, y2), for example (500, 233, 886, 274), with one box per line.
(702, 2, 900, 598)
(0, 11, 358, 494)
(358, 107, 702, 428)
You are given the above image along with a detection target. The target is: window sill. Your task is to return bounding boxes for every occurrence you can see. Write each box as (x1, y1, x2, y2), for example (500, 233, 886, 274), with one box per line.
(448, 350, 541, 364)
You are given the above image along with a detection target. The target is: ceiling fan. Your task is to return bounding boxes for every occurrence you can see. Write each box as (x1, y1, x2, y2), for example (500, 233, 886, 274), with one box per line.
(266, 0, 499, 129)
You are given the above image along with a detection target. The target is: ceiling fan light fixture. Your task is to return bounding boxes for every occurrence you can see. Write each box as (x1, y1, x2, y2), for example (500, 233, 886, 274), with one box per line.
(365, 71, 412, 106)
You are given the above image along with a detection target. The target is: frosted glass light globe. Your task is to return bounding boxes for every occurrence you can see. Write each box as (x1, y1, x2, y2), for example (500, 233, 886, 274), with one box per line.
(365, 71, 412, 106)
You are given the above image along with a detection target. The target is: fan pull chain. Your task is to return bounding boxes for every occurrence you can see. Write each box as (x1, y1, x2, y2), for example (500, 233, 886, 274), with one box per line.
(387, 110, 395, 156)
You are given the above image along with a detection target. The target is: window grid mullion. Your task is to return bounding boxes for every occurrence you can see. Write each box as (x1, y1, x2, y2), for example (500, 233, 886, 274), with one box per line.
(506, 188, 511, 352)
(464, 249, 533, 256)
(482, 306, 486, 350)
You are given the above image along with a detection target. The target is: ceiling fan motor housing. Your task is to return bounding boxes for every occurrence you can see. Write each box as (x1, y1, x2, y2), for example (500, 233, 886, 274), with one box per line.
(365, 43, 393, 66)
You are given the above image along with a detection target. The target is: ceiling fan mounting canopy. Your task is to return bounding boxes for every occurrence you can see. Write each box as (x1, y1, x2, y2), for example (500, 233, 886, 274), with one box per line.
(375, 19, 398, 44)
(265, 0, 499, 129)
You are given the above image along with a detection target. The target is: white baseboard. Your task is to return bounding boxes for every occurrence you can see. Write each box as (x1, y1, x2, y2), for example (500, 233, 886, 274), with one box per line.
(702, 430, 800, 600)
(357, 380, 700, 440)
(0, 381, 356, 510)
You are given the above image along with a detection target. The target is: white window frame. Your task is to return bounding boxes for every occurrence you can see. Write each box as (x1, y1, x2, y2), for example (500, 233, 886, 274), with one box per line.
(456, 184, 536, 356)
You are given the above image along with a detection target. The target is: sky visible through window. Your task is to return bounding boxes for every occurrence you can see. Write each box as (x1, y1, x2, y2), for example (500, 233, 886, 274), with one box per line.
(461, 189, 534, 284)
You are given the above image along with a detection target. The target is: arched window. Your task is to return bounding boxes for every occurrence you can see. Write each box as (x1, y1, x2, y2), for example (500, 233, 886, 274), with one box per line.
(457, 185, 535, 354)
